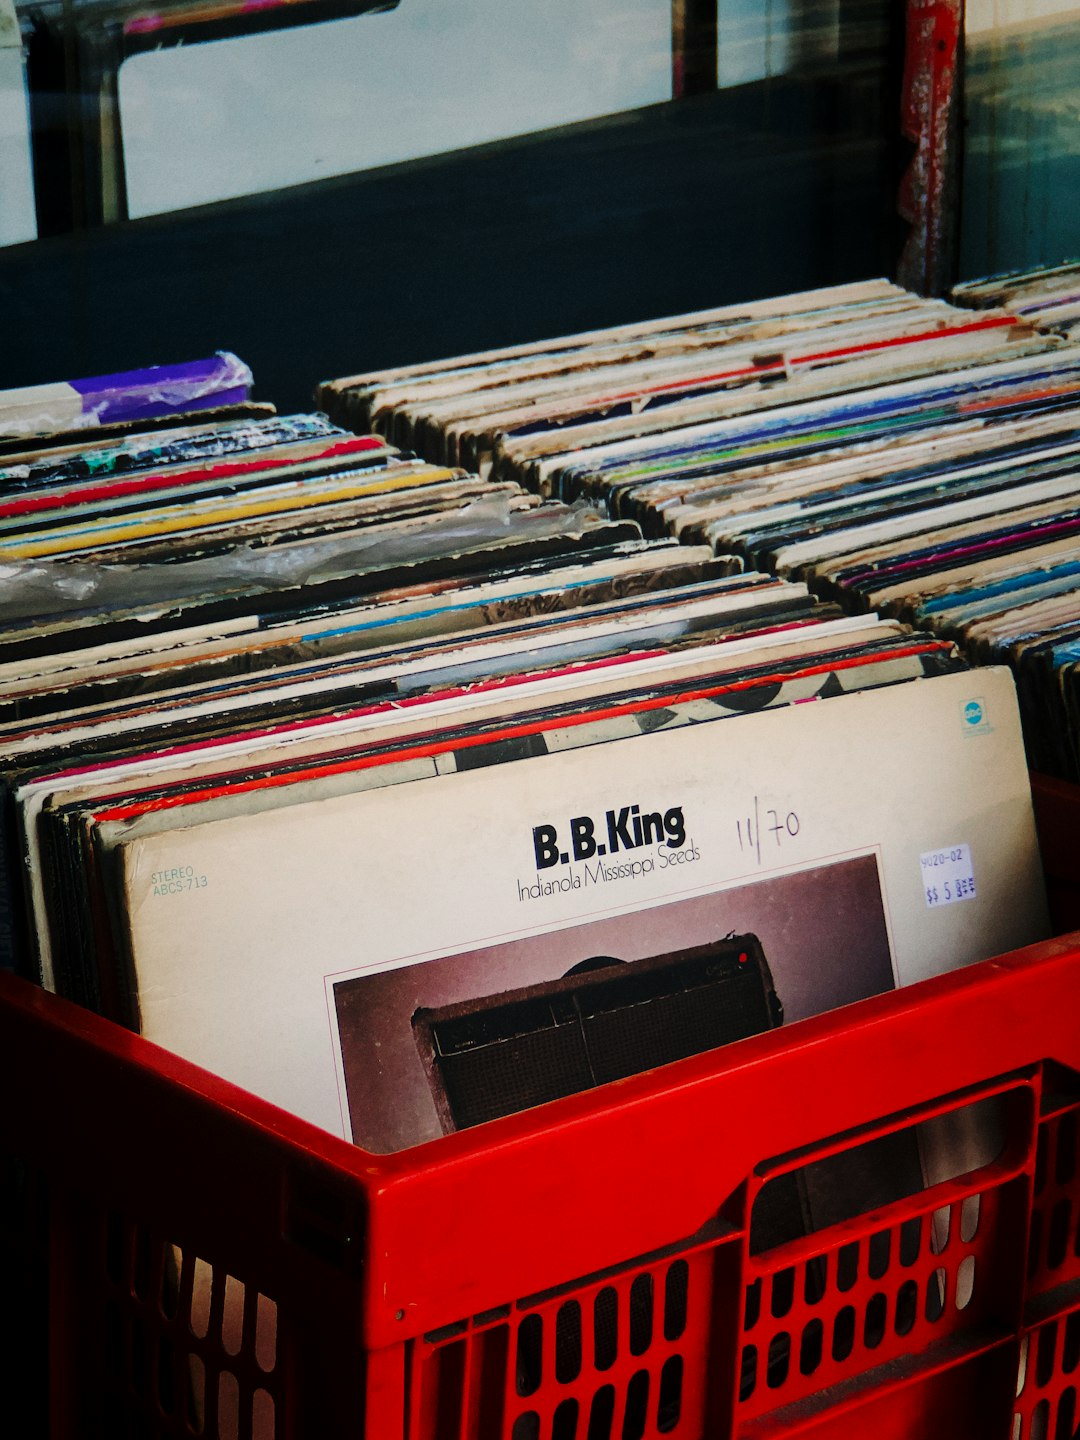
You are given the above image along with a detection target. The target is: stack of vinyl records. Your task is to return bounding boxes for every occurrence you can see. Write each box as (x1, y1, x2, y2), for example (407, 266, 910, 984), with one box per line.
(0, 351, 1048, 1160)
(954, 262, 1080, 340)
(317, 280, 1068, 483)
(320, 274, 1080, 784)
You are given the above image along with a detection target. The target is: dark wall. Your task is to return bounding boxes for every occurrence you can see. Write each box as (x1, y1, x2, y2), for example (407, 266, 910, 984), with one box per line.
(0, 68, 906, 414)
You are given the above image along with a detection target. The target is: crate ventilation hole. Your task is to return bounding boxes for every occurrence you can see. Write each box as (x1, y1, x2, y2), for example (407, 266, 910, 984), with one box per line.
(511, 1258, 689, 1439)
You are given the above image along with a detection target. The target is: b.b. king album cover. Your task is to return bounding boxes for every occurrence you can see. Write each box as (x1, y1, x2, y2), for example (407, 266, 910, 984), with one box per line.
(109, 666, 1046, 1153)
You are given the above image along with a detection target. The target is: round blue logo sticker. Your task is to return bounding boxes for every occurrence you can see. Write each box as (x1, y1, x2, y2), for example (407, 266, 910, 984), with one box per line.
(964, 700, 984, 727)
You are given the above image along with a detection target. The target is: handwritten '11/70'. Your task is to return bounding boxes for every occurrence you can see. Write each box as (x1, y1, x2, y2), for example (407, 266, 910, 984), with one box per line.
(736, 798, 800, 864)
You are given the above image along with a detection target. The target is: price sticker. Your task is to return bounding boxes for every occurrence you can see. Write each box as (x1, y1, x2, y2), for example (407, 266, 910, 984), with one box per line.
(920, 844, 976, 909)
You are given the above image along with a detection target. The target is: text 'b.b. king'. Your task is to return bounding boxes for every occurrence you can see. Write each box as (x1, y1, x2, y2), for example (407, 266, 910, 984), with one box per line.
(532, 804, 686, 869)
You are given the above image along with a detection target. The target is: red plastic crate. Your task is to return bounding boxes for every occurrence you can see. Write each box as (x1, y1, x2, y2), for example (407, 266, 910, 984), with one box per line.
(3, 777, 1080, 1439)
(2, 933, 1080, 1440)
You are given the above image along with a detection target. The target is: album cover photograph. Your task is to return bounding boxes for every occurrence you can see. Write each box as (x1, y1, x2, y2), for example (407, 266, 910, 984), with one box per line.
(333, 853, 896, 1152)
